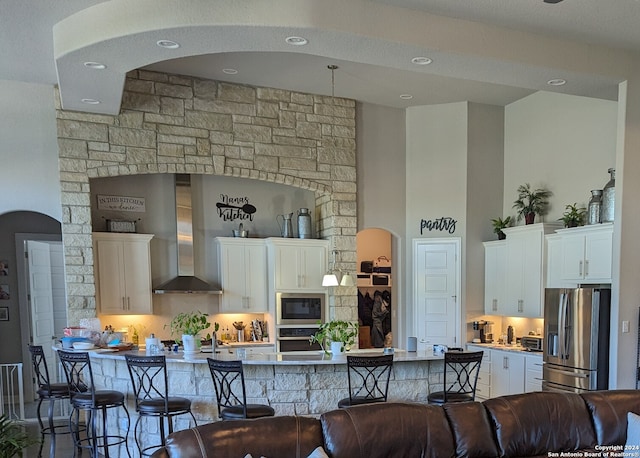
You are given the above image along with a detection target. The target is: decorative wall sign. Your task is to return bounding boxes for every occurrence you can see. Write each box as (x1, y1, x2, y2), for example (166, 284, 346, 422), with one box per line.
(420, 217, 457, 235)
(0, 260, 7, 276)
(0, 285, 9, 300)
(97, 195, 146, 212)
(0, 307, 7, 321)
(216, 194, 256, 221)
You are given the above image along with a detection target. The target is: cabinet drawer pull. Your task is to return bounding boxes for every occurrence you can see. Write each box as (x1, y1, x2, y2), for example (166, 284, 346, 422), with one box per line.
(584, 260, 589, 276)
(579, 260, 583, 276)
(492, 299, 497, 311)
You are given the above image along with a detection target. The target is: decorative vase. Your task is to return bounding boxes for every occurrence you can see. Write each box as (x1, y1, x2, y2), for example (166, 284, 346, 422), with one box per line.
(525, 212, 535, 225)
(182, 334, 198, 355)
(587, 189, 602, 225)
(330, 341, 345, 357)
(601, 168, 615, 223)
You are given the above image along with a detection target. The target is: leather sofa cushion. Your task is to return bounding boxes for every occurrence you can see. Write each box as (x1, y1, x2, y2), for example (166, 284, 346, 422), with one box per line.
(582, 389, 640, 446)
(320, 402, 455, 458)
(484, 392, 596, 457)
(160, 416, 323, 458)
(444, 402, 499, 457)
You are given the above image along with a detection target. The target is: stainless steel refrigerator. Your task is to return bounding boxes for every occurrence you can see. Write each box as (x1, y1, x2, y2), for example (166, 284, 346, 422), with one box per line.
(543, 287, 611, 393)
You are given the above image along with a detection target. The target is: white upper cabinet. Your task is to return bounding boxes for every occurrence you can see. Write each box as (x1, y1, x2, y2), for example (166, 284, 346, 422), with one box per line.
(502, 223, 561, 318)
(267, 238, 328, 291)
(483, 241, 507, 315)
(93, 232, 154, 315)
(546, 223, 613, 287)
(216, 237, 268, 313)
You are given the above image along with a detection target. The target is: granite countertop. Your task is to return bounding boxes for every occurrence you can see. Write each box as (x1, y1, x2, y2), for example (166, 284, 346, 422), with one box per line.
(80, 348, 445, 365)
(467, 342, 543, 355)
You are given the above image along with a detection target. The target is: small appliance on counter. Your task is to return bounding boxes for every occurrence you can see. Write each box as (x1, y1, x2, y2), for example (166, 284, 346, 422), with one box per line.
(521, 335, 544, 352)
(472, 320, 493, 343)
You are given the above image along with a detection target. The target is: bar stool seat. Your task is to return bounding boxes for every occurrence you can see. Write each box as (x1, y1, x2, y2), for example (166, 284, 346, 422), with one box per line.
(136, 397, 191, 414)
(69, 390, 125, 408)
(217, 404, 276, 420)
(36, 382, 70, 398)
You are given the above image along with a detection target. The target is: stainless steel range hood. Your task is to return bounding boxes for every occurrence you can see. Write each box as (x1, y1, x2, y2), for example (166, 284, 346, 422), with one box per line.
(153, 174, 222, 295)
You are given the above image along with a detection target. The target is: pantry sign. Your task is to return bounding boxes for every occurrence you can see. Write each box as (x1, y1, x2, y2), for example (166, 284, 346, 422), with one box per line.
(97, 195, 146, 212)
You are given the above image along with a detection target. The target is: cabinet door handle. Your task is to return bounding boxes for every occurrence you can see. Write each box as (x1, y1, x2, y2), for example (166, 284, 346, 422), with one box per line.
(492, 299, 497, 312)
(584, 260, 589, 277)
(518, 300, 523, 313)
(503, 356, 508, 369)
(579, 260, 583, 276)
(122, 297, 126, 310)
(127, 297, 130, 310)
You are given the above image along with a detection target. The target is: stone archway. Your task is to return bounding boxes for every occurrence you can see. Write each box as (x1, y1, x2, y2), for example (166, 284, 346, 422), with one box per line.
(57, 70, 357, 324)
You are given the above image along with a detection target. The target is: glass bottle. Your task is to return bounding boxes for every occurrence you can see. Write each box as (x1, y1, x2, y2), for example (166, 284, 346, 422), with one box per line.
(587, 189, 602, 225)
(601, 168, 615, 223)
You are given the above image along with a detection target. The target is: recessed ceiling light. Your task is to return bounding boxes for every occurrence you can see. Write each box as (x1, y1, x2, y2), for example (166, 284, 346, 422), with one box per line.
(285, 36, 308, 46)
(81, 98, 101, 105)
(84, 61, 106, 70)
(400, 94, 414, 100)
(222, 68, 238, 75)
(156, 39, 180, 49)
(547, 78, 567, 86)
(411, 57, 432, 65)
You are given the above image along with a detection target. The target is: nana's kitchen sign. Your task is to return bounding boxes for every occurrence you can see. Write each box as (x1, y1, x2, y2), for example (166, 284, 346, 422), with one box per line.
(420, 217, 457, 235)
(97, 195, 146, 212)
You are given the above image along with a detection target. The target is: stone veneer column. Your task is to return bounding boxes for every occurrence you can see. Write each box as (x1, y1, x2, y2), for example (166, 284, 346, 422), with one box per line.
(56, 70, 357, 325)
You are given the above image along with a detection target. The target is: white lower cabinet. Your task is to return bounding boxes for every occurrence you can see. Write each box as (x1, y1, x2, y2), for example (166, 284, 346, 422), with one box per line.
(525, 353, 543, 393)
(467, 345, 491, 400)
(467, 346, 542, 398)
(491, 350, 525, 397)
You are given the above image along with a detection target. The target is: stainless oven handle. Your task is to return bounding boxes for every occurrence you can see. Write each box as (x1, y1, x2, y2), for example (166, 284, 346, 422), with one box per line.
(544, 366, 589, 379)
(277, 336, 314, 341)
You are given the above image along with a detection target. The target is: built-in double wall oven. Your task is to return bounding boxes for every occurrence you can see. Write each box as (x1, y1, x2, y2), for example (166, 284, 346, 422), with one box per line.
(276, 292, 326, 352)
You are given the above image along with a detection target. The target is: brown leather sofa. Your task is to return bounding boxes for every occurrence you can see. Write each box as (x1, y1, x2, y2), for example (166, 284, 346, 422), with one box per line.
(151, 390, 640, 458)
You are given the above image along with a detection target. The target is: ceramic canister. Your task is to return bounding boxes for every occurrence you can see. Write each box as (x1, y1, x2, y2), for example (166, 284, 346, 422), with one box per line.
(297, 208, 312, 239)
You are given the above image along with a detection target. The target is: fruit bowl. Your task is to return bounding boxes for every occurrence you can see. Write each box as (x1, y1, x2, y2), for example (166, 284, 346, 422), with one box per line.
(72, 341, 95, 350)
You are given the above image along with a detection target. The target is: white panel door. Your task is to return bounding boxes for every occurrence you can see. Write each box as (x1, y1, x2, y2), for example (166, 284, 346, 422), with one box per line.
(413, 239, 460, 350)
(26, 241, 55, 393)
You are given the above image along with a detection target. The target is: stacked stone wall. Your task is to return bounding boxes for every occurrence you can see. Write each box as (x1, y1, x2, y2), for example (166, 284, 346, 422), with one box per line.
(56, 70, 357, 324)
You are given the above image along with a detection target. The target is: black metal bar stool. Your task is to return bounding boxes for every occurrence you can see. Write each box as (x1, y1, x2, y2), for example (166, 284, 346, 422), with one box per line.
(57, 350, 131, 458)
(28, 345, 76, 457)
(338, 354, 394, 408)
(206, 359, 275, 420)
(427, 350, 484, 405)
(125, 354, 197, 456)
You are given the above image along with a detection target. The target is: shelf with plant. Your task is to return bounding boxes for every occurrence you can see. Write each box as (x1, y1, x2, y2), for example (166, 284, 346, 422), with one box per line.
(513, 183, 552, 225)
(559, 203, 587, 228)
(491, 216, 512, 240)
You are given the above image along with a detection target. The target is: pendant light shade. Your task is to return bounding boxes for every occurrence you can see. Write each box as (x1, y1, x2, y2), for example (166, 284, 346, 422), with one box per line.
(322, 273, 339, 287)
(339, 272, 355, 287)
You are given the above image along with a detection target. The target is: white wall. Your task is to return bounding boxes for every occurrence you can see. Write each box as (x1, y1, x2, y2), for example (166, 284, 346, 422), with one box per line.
(504, 91, 617, 223)
(0, 80, 60, 220)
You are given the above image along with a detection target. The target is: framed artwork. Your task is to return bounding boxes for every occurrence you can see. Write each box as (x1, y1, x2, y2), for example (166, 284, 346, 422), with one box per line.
(0, 307, 7, 321)
(0, 260, 7, 276)
(0, 285, 9, 300)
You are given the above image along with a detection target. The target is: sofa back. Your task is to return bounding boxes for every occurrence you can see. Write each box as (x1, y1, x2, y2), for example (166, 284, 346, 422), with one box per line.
(152, 390, 640, 458)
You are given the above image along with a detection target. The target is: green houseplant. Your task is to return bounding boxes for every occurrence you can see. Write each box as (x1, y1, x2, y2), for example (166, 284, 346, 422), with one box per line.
(490, 216, 512, 240)
(0, 414, 40, 457)
(559, 203, 586, 228)
(310, 320, 358, 356)
(513, 183, 552, 224)
(166, 311, 218, 355)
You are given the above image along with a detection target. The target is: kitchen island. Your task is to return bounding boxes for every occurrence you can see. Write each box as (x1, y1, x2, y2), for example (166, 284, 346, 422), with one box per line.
(56, 346, 445, 455)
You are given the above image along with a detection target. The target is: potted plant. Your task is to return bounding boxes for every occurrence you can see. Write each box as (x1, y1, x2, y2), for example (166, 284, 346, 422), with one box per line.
(166, 311, 217, 355)
(310, 320, 358, 356)
(512, 183, 552, 224)
(491, 216, 512, 240)
(0, 414, 40, 457)
(559, 203, 586, 228)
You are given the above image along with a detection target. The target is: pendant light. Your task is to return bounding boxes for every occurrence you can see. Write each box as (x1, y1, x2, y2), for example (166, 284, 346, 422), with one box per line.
(322, 250, 339, 287)
(339, 272, 355, 287)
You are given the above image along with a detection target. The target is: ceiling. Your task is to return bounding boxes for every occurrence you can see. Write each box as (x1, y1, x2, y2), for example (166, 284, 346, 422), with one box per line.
(2, 0, 639, 113)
